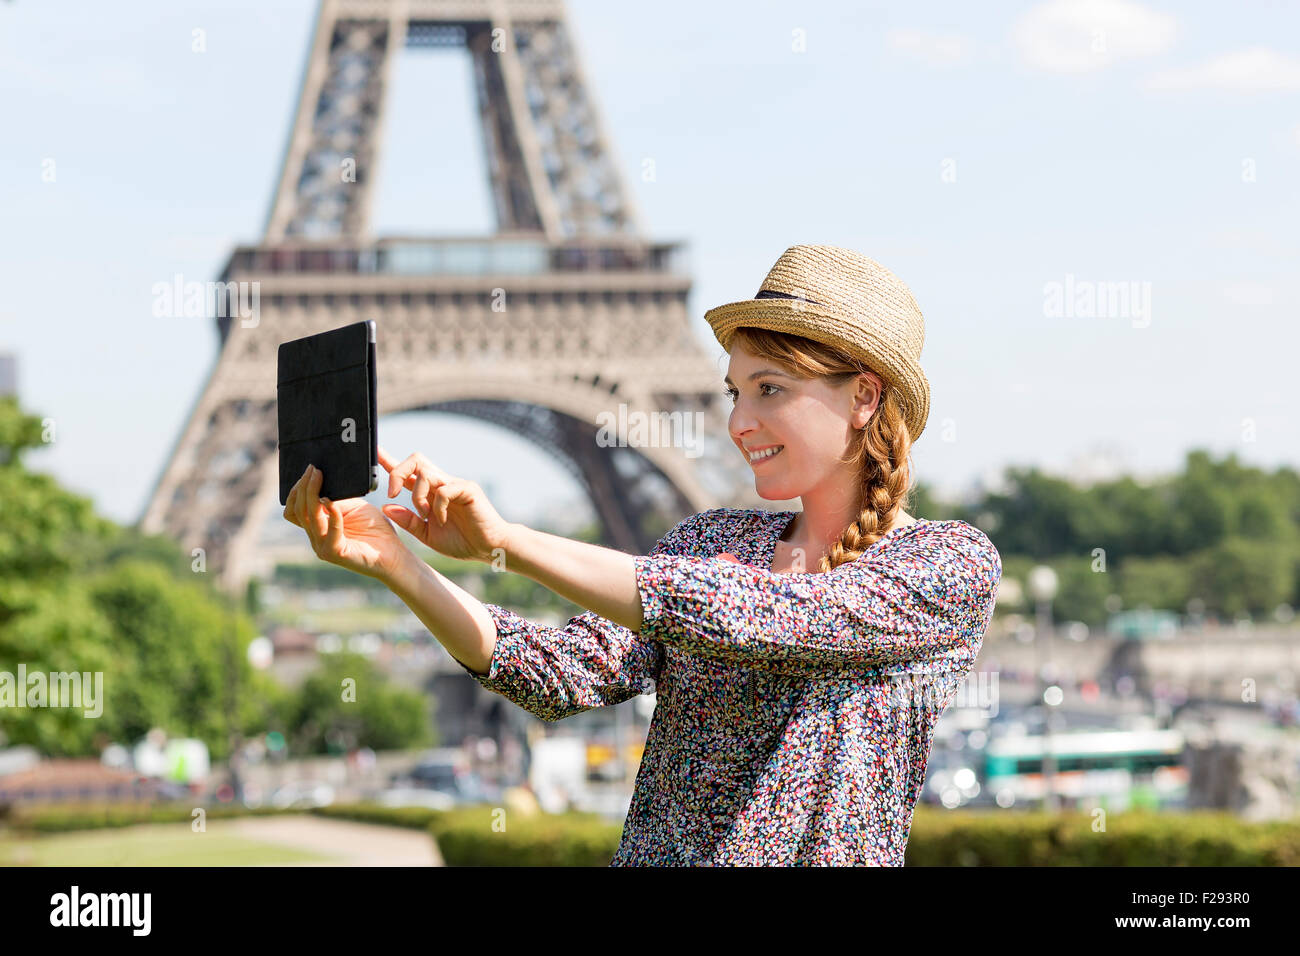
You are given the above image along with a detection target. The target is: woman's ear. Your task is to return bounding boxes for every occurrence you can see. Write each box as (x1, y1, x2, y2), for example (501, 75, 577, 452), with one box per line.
(851, 371, 883, 427)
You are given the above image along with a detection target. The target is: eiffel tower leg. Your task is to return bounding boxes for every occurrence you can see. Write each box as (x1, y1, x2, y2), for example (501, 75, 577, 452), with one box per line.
(264, 0, 400, 240)
(467, 24, 552, 235)
(552, 414, 653, 555)
(504, 18, 643, 236)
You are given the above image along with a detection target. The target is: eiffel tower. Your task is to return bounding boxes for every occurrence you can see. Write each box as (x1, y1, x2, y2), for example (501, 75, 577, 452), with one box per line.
(139, 0, 762, 594)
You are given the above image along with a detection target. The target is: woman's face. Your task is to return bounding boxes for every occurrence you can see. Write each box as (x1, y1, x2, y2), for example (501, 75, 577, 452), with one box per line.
(723, 340, 883, 501)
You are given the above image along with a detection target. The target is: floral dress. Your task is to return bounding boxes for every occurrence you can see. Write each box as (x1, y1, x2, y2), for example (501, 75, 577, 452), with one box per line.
(453, 508, 1002, 865)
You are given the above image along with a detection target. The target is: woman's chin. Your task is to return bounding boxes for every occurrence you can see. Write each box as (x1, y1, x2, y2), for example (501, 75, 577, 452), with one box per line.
(753, 479, 798, 501)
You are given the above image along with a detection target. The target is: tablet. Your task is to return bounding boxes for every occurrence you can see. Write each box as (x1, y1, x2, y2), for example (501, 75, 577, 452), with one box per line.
(276, 320, 378, 505)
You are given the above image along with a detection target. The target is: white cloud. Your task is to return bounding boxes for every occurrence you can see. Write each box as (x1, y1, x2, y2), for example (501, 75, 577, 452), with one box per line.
(1011, 0, 1177, 73)
(885, 29, 973, 67)
(1144, 47, 1300, 93)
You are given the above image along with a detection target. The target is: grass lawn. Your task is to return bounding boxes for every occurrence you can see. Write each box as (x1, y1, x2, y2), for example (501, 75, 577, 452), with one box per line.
(0, 822, 341, 866)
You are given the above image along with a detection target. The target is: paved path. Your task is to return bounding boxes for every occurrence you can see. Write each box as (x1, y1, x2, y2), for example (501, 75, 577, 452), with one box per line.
(221, 815, 442, 866)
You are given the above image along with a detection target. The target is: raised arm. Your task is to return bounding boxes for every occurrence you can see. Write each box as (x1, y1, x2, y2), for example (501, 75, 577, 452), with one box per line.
(447, 510, 712, 721)
(631, 522, 1001, 678)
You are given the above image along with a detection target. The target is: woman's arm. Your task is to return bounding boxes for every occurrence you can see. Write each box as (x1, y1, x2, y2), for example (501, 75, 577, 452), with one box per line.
(381, 510, 709, 721)
(379, 514, 674, 676)
(490, 523, 650, 633)
(383, 549, 500, 674)
(444, 603, 666, 722)
(484, 517, 1001, 679)
(631, 523, 1002, 678)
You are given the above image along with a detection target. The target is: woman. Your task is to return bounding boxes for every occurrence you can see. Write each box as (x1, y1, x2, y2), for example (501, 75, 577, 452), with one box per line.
(283, 244, 1002, 865)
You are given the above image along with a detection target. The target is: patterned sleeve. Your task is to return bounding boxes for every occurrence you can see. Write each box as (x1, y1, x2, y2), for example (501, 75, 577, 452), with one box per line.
(632, 523, 1001, 678)
(451, 510, 713, 722)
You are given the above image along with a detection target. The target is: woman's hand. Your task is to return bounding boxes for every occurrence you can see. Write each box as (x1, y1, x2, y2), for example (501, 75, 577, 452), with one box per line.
(378, 446, 512, 564)
(282, 464, 412, 582)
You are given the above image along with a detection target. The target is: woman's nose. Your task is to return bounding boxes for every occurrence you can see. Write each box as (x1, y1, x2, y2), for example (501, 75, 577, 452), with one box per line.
(728, 408, 758, 439)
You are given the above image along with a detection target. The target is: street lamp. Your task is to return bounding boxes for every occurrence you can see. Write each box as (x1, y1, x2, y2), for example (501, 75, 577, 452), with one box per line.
(1027, 565, 1059, 812)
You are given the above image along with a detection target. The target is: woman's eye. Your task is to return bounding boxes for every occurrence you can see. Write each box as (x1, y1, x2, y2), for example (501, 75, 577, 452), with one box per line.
(722, 383, 778, 403)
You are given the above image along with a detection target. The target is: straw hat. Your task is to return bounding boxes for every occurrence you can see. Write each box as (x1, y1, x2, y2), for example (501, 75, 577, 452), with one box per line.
(705, 244, 931, 442)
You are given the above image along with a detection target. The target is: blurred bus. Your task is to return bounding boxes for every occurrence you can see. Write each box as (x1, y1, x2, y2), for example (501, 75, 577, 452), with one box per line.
(983, 728, 1188, 810)
(1107, 608, 1179, 639)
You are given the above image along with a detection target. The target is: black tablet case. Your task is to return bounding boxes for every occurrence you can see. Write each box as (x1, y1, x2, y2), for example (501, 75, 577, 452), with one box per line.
(277, 320, 377, 505)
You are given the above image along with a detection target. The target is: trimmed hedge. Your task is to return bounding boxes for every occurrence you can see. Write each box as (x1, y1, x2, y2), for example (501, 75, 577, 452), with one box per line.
(8, 800, 1299, 866)
(904, 806, 1300, 866)
(312, 803, 444, 831)
(426, 804, 623, 867)
(315, 802, 624, 865)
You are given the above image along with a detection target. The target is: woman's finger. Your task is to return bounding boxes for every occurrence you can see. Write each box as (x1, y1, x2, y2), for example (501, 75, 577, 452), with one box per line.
(284, 467, 308, 525)
(413, 470, 434, 515)
(378, 445, 397, 475)
(433, 479, 468, 526)
(300, 465, 324, 548)
(386, 452, 452, 498)
(443, 482, 466, 525)
(309, 467, 331, 541)
(322, 496, 343, 551)
(296, 466, 313, 542)
(382, 503, 422, 538)
(385, 452, 419, 498)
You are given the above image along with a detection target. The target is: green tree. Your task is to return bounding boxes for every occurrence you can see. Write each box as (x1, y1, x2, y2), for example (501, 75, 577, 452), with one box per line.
(0, 397, 116, 626)
(1117, 555, 1192, 614)
(1043, 555, 1115, 628)
(86, 561, 256, 760)
(0, 397, 271, 759)
(980, 467, 1089, 559)
(1189, 537, 1294, 620)
(960, 450, 1300, 621)
(285, 651, 432, 755)
(0, 580, 117, 753)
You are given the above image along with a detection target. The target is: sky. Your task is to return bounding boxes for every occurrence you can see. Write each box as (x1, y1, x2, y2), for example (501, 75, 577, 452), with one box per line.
(2, 0, 1298, 537)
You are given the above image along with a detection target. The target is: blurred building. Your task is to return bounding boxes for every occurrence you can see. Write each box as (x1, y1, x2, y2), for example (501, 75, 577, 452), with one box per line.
(267, 624, 321, 687)
(0, 757, 165, 806)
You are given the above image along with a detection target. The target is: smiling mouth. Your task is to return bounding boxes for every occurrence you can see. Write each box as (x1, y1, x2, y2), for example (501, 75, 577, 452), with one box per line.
(748, 445, 784, 465)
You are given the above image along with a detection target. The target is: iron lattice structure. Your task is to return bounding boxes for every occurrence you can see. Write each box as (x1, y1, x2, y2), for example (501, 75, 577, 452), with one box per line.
(140, 0, 763, 593)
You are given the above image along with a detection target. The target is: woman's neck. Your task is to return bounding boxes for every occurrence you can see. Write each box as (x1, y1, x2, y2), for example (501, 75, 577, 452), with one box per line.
(781, 508, 915, 552)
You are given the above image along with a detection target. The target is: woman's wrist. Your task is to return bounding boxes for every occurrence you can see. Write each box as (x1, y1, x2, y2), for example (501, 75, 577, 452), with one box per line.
(494, 521, 527, 569)
(380, 546, 431, 597)
(379, 522, 522, 590)
(377, 539, 497, 675)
